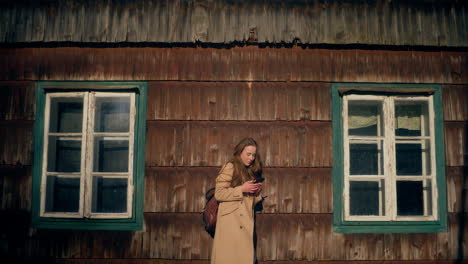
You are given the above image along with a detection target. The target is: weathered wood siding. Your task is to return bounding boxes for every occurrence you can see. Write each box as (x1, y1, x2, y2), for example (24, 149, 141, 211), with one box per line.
(2, 47, 467, 83)
(51, 260, 468, 264)
(1, 0, 467, 47)
(0, 47, 467, 263)
(144, 167, 332, 214)
(0, 120, 33, 166)
(146, 121, 332, 167)
(1, 213, 466, 261)
(147, 82, 331, 121)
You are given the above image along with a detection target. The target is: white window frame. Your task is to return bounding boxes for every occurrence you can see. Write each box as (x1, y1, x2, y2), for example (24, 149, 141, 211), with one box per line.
(342, 94, 438, 222)
(40, 91, 136, 219)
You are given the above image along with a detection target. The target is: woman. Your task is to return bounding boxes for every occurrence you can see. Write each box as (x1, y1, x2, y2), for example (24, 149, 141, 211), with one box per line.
(211, 137, 265, 264)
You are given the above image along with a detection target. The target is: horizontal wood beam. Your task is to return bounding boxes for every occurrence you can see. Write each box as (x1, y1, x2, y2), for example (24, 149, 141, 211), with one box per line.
(1, 48, 467, 83)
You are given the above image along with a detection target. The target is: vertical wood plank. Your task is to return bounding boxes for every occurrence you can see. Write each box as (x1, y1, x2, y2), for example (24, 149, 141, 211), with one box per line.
(446, 166, 468, 213)
(0, 81, 35, 121)
(443, 85, 468, 121)
(0, 121, 33, 166)
(444, 122, 468, 167)
(0, 166, 31, 210)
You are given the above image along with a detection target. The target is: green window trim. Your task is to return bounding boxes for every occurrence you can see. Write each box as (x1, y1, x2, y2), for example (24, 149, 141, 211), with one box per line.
(332, 83, 447, 233)
(32, 81, 147, 230)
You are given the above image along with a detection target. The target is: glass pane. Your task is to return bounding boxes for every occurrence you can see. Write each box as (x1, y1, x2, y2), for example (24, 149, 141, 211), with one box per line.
(92, 177, 128, 213)
(94, 97, 130, 132)
(397, 181, 424, 216)
(349, 142, 383, 175)
(396, 141, 431, 176)
(45, 176, 80, 213)
(348, 100, 383, 136)
(93, 138, 129, 172)
(350, 181, 380, 216)
(395, 101, 429, 136)
(49, 97, 83, 133)
(47, 137, 81, 172)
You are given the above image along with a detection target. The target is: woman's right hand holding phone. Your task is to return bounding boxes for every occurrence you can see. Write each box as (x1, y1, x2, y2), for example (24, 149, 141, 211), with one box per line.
(241, 180, 262, 193)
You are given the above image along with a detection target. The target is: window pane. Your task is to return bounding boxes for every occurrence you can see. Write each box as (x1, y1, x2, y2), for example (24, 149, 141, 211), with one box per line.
(92, 177, 128, 213)
(93, 138, 129, 172)
(350, 181, 380, 216)
(348, 100, 383, 136)
(395, 101, 429, 136)
(49, 97, 83, 133)
(397, 181, 424, 216)
(396, 141, 431, 176)
(349, 142, 383, 175)
(47, 137, 81, 172)
(45, 176, 80, 213)
(94, 97, 130, 132)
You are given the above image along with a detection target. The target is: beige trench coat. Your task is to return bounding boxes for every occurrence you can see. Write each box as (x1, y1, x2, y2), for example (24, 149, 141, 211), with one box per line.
(211, 162, 262, 264)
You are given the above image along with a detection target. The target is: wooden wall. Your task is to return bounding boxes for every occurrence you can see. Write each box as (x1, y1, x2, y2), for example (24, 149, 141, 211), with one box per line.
(0, 47, 467, 264)
(1, 47, 468, 83)
(1, 0, 467, 47)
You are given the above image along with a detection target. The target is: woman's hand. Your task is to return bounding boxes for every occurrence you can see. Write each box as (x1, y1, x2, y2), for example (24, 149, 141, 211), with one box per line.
(254, 182, 263, 194)
(241, 180, 262, 193)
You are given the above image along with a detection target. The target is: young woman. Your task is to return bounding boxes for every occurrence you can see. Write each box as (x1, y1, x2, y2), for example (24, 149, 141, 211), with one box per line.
(211, 137, 265, 264)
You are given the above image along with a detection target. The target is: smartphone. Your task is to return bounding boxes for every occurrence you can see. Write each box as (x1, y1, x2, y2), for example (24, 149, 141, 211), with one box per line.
(254, 177, 265, 183)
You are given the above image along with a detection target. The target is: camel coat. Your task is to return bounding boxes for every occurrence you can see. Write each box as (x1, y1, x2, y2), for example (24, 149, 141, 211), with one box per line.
(211, 162, 263, 264)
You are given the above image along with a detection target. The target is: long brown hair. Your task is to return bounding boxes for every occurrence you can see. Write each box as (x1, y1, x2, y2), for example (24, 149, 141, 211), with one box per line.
(229, 137, 263, 187)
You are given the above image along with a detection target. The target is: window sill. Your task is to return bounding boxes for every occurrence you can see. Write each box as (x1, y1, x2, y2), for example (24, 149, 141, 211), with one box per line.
(333, 220, 446, 233)
(32, 216, 142, 231)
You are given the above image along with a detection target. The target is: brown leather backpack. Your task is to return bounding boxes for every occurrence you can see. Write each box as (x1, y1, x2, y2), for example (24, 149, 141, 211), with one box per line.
(202, 187, 218, 238)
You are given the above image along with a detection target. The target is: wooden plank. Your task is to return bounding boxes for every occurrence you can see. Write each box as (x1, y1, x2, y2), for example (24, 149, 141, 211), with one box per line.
(145, 121, 332, 167)
(145, 213, 213, 259)
(343, 233, 385, 260)
(257, 213, 384, 261)
(0, 121, 34, 166)
(444, 122, 468, 167)
(0, 81, 35, 121)
(144, 167, 215, 213)
(1, 0, 468, 47)
(4, 212, 467, 261)
(54, 260, 209, 264)
(413, 51, 432, 84)
(441, 52, 468, 84)
(1, 47, 467, 83)
(144, 167, 331, 214)
(262, 261, 468, 264)
(52, 260, 468, 264)
(147, 82, 330, 121)
(438, 212, 468, 260)
(263, 168, 332, 214)
(26, 229, 135, 259)
(0, 166, 31, 210)
(143, 213, 338, 261)
(441, 212, 468, 260)
(383, 232, 438, 260)
(443, 85, 468, 121)
(446, 166, 468, 213)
